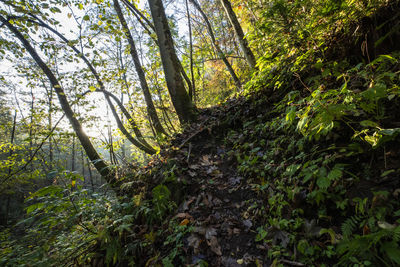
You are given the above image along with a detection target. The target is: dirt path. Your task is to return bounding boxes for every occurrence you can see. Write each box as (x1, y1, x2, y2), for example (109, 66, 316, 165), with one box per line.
(168, 108, 269, 266)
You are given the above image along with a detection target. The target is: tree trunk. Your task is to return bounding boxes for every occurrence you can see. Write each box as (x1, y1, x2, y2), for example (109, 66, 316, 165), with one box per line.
(104, 94, 156, 155)
(148, 0, 196, 124)
(1, 16, 112, 180)
(113, 0, 167, 136)
(28, 16, 154, 154)
(220, 0, 257, 69)
(189, 0, 242, 90)
(71, 134, 76, 171)
(186, 0, 196, 103)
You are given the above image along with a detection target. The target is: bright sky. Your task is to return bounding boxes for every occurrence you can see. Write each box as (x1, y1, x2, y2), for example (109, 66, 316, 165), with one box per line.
(0, 0, 190, 141)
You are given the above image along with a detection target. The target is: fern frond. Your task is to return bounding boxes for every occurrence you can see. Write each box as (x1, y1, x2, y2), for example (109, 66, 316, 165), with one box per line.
(341, 215, 364, 238)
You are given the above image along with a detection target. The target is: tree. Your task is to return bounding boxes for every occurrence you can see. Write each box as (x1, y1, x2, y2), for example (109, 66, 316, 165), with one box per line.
(113, 0, 167, 136)
(219, 0, 257, 69)
(148, 0, 196, 124)
(0, 16, 112, 181)
(189, 0, 242, 90)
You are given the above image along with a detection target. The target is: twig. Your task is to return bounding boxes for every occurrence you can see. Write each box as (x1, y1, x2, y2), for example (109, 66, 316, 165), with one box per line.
(280, 259, 305, 266)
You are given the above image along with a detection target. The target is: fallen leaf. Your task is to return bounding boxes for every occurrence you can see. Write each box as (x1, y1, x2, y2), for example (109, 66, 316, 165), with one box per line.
(175, 213, 192, 219)
(182, 197, 196, 211)
(207, 236, 222, 256)
(189, 164, 200, 170)
(180, 219, 190, 226)
(187, 234, 202, 253)
(188, 171, 197, 177)
(205, 227, 217, 239)
(243, 219, 253, 229)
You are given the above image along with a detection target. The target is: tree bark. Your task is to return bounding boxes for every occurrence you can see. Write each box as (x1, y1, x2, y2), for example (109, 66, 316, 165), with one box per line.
(148, 0, 196, 124)
(113, 0, 167, 136)
(0, 15, 112, 180)
(189, 0, 242, 90)
(219, 0, 257, 69)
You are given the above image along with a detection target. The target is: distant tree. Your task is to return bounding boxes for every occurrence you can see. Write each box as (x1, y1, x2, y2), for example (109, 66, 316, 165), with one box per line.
(189, 0, 242, 90)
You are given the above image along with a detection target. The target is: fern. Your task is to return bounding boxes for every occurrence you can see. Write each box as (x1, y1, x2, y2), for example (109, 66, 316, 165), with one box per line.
(338, 225, 400, 265)
(341, 215, 364, 238)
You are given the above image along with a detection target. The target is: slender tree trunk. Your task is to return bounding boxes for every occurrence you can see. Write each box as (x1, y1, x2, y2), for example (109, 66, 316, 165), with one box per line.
(121, 0, 194, 97)
(148, 0, 196, 124)
(189, 0, 242, 90)
(186, 0, 196, 103)
(8, 111, 17, 175)
(104, 94, 156, 154)
(0, 16, 112, 180)
(81, 148, 85, 178)
(5, 196, 10, 225)
(29, 87, 34, 175)
(71, 134, 76, 171)
(28, 16, 154, 154)
(220, 0, 257, 69)
(87, 158, 95, 192)
(113, 0, 167, 136)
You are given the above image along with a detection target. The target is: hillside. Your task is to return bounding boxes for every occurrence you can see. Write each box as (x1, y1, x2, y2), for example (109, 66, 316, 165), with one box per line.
(1, 0, 400, 266)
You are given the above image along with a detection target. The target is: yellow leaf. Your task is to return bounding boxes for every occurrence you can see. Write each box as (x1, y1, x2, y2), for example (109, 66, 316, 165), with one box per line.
(179, 218, 190, 226)
(133, 194, 142, 206)
(67, 13, 72, 18)
(71, 180, 76, 187)
(89, 85, 96, 92)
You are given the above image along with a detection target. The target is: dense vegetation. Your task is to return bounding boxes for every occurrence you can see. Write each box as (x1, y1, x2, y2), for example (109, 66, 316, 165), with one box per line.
(1, 0, 400, 266)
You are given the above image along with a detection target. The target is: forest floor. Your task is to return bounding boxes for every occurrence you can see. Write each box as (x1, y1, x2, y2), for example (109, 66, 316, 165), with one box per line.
(151, 94, 298, 266)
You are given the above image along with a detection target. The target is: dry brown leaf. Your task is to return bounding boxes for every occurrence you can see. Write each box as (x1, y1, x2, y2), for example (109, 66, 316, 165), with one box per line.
(205, 227, 217, 239)
(187, 234, 202, 254)
(207, 236, 222, 256)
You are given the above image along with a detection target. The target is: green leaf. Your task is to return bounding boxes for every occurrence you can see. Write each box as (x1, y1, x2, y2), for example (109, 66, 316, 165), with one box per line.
(382, 241, 400, 264)
(360, 120, 379, 128)
(328, 167, 342, 181)
(317, 176, 331, 189)
(380, 128, 400, 136)
(27, 185, 63, 199)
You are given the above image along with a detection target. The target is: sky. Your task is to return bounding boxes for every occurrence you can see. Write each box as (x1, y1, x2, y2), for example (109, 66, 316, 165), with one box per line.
(0, 0, 191, 142)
